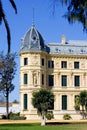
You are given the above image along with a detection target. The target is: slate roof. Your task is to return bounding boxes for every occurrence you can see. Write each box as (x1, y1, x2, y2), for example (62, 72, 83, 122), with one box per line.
(20, 25, 87, 55)
(47, 40, 87, 55)
(20, 24, 46, 52)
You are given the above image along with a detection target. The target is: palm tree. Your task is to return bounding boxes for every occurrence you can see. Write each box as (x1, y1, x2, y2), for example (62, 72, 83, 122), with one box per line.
(79, 90, 87, 119)
(52, 0, 87, 32)
(0, 0, 17, 53)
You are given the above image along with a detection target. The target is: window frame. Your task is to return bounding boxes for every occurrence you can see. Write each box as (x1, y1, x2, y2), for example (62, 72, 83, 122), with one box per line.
(48, 75, 54, 86)
(24, 94, 28, 110)
(74, 75, 80, 87)
(24, 58, 28, 65)
(42, 74, 44, 85)
(74, 62, 79, 69)
(24, 74, 28, 85)
(62, 95, 67, 110)
(41, 58, 44, 66)
(61, 75, 67, 87)
(61, 61, 67, 68)
(48, 60, 54, 68)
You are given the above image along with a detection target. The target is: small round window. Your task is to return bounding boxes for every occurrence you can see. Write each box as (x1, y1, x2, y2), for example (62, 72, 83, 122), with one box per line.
(33, 36, 36, 40)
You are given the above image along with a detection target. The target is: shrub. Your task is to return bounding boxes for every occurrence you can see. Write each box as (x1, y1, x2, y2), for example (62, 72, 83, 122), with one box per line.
(46, 111, 54, 120)
(63, 114, 72, 120)
(10, 115, 26, 120)
(9, 112, 26, 120)
(2, 115, 7, 119)
(74, 104, 80, 111)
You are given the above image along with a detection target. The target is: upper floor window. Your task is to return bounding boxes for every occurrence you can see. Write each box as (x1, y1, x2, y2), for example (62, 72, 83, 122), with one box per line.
(42, 74, 44, 85)
(24, 58, 28, 65)
(61, 75, 67, 87)
(74, 75, 80, 87)
(41, 58, 44, 66)
(48, 60, 54, 68)
(48, 75, 54, 86)
(74, 62, 79, 69)
(61, 61, 67, 68)
(24, 74, 28, 85)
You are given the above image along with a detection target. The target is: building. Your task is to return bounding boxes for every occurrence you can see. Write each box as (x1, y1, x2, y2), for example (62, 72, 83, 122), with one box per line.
(0, 101, 20, 118)
(19, 24, 87, 120)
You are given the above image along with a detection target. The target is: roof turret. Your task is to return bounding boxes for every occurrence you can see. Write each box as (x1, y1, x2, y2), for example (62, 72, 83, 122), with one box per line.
(20, 25, 46, 52)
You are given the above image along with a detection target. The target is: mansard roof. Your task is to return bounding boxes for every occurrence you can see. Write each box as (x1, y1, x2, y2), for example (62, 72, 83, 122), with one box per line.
(20, 24, 46, 52)
(20, 25, 87, 55)
(47, 40, 87, 55)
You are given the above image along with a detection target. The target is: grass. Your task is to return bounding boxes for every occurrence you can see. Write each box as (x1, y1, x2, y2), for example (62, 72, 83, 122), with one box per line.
(0, 123, 87, 130)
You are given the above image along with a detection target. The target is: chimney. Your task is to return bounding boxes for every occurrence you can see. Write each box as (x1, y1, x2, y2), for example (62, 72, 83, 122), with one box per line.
(61, 35, 66, 44)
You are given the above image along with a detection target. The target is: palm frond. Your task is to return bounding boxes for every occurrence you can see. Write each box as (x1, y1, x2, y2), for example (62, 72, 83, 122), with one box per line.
(0, 1, 3, 24)
(3, 16, 11, 53)
(0, 0, 11, 53)
(9, 0, 17, 14)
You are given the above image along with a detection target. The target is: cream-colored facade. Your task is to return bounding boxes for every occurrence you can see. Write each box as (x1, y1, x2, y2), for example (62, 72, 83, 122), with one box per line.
(20, 25, 87, 120)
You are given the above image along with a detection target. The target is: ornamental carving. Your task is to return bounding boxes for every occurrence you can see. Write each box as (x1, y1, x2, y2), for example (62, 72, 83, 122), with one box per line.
(32, 70, 40, 87)
(81, 63, 85, 68)
(32, 71, 37, 86)
(69, 62, 73, 68)
(31, 55, 39, 65)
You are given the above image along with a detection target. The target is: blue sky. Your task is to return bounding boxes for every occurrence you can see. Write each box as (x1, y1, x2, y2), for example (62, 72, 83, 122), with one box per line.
(0, 0, 87, 102)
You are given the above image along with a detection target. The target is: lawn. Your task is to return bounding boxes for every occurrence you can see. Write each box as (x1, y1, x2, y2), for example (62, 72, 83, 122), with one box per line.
(0, 123, 87, 130)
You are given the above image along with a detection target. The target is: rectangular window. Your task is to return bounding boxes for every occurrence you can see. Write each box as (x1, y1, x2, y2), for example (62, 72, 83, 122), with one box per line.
(24, 74, 27, 84)
(41, 58, 44, 66)
(62, 95, 67, 110)
(74, 62, 79, 69)
(61, 75, 67, 87)
(74, 76, 80, 87)
(24, 94, 27, 110)
(48, 75, 54, 86)
(24, 58, 28, 65)
(61, 61, 67, 68)
(42, 74, 44, 85)
(48, 60, 54, 68)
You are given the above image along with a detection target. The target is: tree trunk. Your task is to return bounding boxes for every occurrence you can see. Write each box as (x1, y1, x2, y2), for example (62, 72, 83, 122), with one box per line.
(41, 115, 46, 126)
(82, 106, 85, 119)
(6, 89, 9, 119)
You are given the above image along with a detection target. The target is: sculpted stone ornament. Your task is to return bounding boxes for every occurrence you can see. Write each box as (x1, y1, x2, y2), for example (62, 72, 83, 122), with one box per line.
(32, 71, 38, 87)
(31, 55, 38, 65)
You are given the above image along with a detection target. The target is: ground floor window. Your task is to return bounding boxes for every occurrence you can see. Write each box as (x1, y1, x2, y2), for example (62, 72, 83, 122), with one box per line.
(62, 95, 67, 110)
(24, 94, 28, 110)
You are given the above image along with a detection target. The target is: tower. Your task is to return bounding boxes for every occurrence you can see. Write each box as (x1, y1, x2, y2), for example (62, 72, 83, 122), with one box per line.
(19, 24, 47, 119)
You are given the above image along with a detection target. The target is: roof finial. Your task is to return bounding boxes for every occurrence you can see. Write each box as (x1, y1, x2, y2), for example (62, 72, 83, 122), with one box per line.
(32, 7, 35, 26)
